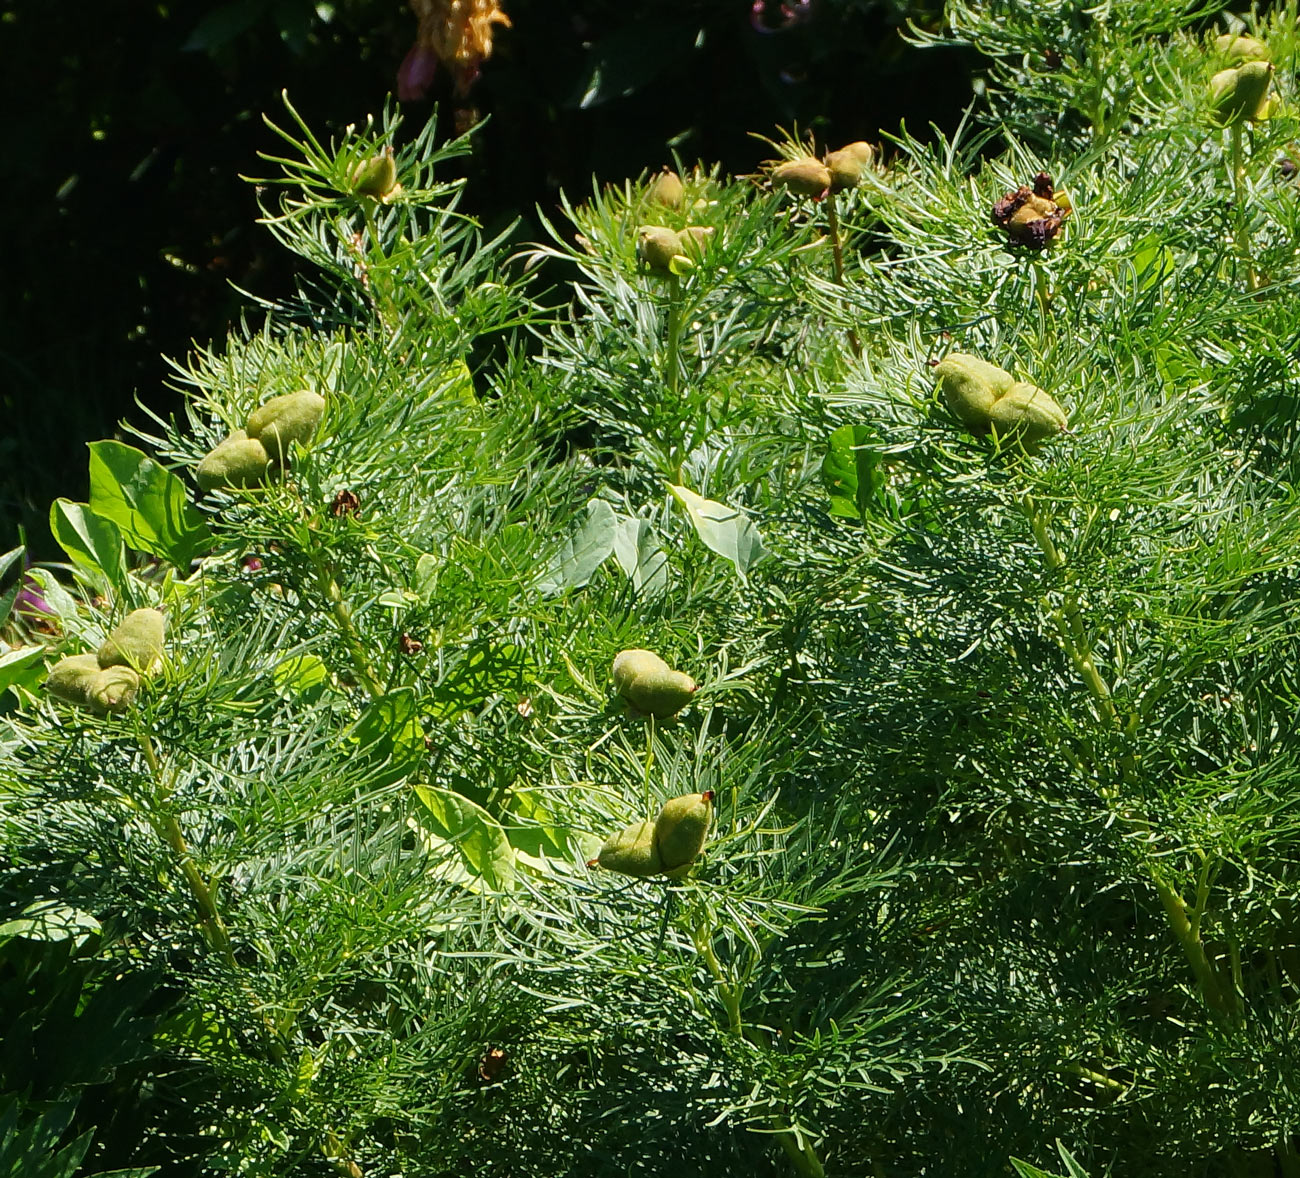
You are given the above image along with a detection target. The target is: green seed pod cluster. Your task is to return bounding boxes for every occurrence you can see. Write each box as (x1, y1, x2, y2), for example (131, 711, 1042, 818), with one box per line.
(196, 431, 271, 493)
(46, 609, 167, 715)
(824, 141, 873, 193)
(935, 353, 1068, 448)
(646, 167, 684, 208)
(1208, 60, 1276, 126)
(246, 390, 327, 462)
(590, 791, 715, 879)
(771, 157, 832, 200)
(1214, 32, 1269, 63)
(636, 225, 692, 275)
(196, 390, 325, 492)
(96, 608, 167, 677)
(612, 648, 697, 719)
(351, 147, 399, 200)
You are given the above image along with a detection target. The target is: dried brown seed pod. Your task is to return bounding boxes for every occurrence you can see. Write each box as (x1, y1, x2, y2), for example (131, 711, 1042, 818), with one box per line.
(991, 177, 1069, 249)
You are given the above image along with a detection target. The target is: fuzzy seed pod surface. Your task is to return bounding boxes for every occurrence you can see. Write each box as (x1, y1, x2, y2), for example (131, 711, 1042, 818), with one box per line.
(935, 353, 1012, 433)
(636, 226, 688, 275)
(612, 649, 670, 695)
(351, 149, 398, 199)
(45, 654, 140, 714)
(246, 390, 326, 461)
(825, 142, 873, 193)
(647, 168, 684, 208)
(624, 667, 697, 719)
(596, 820, 665, 877)
(988, 382, 1069, 447)
(1215, 33, 1269, 62)
(1209, 61, 1275, 125)
(772, 157, 831, 199)
(97, 608, 165, 677)
(196, 433, 271, 493)
(653, 791, 714, 877)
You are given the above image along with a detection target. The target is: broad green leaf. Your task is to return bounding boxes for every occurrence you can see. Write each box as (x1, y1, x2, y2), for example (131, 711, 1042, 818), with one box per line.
(612, 516, 668, 596)
(87, 441, 211, 570)
(534, 499, 617, 595)
(822, 424, 884, 521)
(413, 553, 439, 601)
(348, 688, 424, 786)
(0, 645, 49, 700)
(0, 546, 24, 626)
(667, 483, 767, 577)
(428, 640, 535, 721)
(411, 785, 516, 891)
(50, 500, 126, 589)
(22, 570, 82, 631)
(272, 654, 330, 702)
(0, 900, 101, 949)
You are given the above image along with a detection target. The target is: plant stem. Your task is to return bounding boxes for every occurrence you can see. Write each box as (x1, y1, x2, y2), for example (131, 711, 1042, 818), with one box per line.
(1020, 496, 1116, 726)
(1020, 495, 1244, 1023)
(824, 194, 861, 354)
(312, 552, 385, 699)
(136, 731, 287, 1060)
(1228, 124, 1259, 293)
(665, 273, 683, 398)
(691, 917, 825, 1177)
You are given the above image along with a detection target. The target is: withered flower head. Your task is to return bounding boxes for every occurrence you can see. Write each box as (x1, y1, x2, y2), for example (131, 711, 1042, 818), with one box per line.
(405, 0, 511, 97)
(991, 172, 1070, 250)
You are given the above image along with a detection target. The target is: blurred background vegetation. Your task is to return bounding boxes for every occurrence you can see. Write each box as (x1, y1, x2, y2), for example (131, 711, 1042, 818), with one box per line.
(0, 0, 971, 559)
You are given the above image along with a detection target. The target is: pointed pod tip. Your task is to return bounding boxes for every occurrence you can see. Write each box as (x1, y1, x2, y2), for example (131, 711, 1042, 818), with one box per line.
(701, 790, 715, 802)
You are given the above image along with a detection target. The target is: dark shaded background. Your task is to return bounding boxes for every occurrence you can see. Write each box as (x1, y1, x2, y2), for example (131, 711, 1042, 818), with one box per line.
(0, 0, 972, 559)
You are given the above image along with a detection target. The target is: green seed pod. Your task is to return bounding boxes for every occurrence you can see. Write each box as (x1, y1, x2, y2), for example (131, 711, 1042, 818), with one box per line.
(87, 665, 141, 714)
(351, 147, 398, 199)
(97, 608, 165, 677)
(636, 226, 688, 275)
(245, 390, 326, 462)
(935, 353, 1014, 433)
(988, 381, 1068, 447)
(653, 791, 714, 878)
(772, 157, 832, 199)
(680, 225, 715, 257)
(45, 654, 139, 715)
(593, 820, 665, 877)
(45, 654, 103, 708)
(1214, 33, 1269, 63)
(196, 432, 272, 493)
(623, 667, 697, 719)
(1209, 61, 1275, 126)
(647, 167, 684, 208)
(825, 142, 873, 193)
(612, 648, 670, 695)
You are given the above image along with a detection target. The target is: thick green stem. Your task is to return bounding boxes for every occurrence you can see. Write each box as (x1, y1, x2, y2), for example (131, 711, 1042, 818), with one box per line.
(824, 195, 861, 354)
(136, 733, 287, 1060)
(1021, 496, 1243, 1022)
(1021, 496, 1116, 726)
(313, 553, 385, 699)
(692, 919, 825, 1177)
(665, 273, 684, 399)
(1228, 124, 1258, 293)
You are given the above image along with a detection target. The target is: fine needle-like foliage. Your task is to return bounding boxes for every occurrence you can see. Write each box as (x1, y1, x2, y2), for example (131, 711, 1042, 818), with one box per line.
(5, 6, 1300, 1175)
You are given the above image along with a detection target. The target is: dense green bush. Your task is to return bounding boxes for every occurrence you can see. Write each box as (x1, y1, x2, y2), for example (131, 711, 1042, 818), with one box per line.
(5, 2, 1300, 1174)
